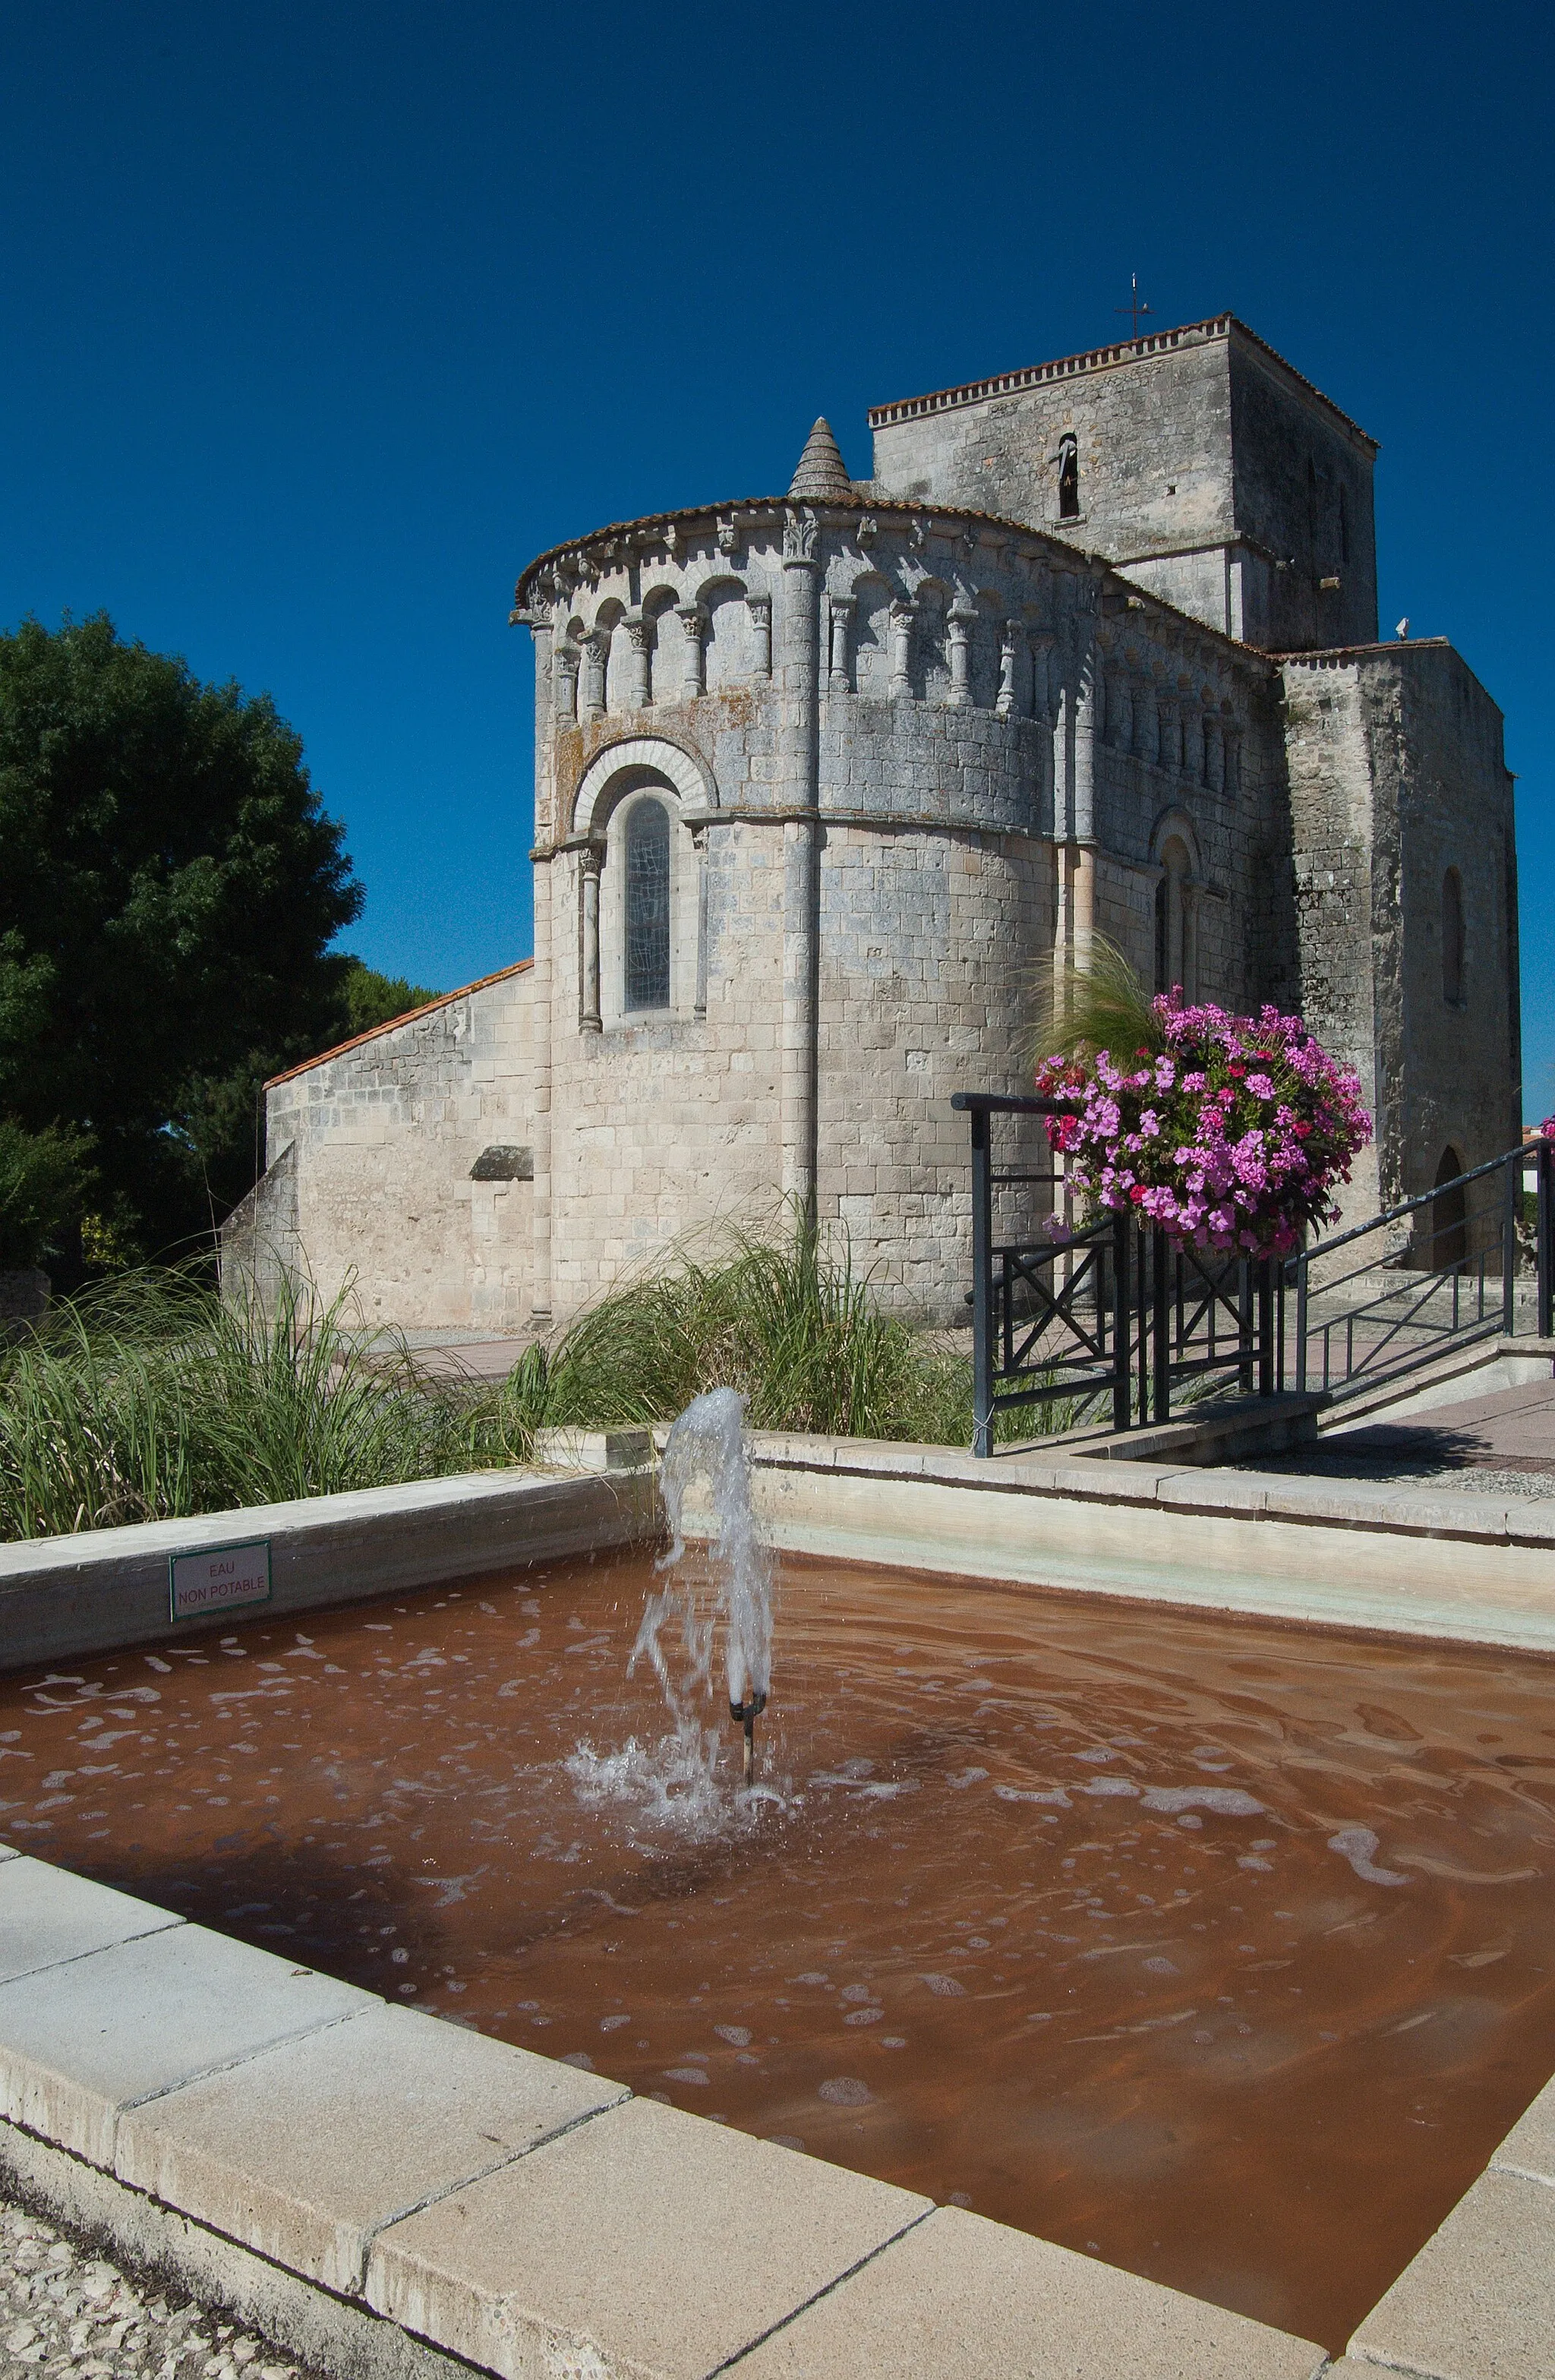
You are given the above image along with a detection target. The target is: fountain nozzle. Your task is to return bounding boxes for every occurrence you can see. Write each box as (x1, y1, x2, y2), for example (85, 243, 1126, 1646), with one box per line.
(730, 1690, 768, 1785)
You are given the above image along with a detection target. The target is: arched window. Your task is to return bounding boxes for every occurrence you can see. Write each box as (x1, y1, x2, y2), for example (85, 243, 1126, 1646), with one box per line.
(1057, 433, 1080, 522)
(1153, 836, 1194, 999)
(1432, 1145, 1468, 1271)
(1442, 866, 1465, 1005)
(624, 799, 670, 1010)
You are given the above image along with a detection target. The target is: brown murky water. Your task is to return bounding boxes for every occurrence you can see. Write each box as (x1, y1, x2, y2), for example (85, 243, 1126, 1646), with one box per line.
(5, 1550, 1555, 2350)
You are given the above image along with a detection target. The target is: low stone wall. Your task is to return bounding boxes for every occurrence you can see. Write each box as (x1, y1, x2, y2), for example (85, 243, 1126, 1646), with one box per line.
(0, 1468, 656, 1669)
(727, 1432, 1555, 1656)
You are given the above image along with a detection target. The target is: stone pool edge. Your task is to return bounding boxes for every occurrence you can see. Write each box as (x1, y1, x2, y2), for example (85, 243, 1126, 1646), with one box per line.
(727, 1434, 1555, 1656)
(0, 1465, 657, 1667)
(0, 1846, 1336, 2380)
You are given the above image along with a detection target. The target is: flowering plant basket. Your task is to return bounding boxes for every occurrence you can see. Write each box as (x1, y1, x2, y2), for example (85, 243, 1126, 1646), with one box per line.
(1033, 955, 1371, 1258)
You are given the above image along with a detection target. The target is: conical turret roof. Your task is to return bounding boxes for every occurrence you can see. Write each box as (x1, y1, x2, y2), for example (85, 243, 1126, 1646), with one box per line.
(787, 418, 853, 501)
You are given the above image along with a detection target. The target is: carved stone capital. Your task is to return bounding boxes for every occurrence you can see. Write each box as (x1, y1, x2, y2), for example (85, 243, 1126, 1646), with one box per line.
(783, 507, 819, 564)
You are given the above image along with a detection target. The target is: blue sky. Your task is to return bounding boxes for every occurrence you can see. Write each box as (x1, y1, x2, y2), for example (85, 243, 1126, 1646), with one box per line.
(3, 2, 1550, 1106)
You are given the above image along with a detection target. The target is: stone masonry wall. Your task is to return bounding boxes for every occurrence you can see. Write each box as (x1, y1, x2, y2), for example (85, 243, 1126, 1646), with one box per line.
(1276, 641, 1517, 1226)
(244, 966, 537, 1333)
(868, 318, 1378, 654)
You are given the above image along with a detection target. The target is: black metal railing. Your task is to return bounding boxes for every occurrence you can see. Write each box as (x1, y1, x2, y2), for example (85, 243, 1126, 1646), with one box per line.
(1287, 1136, 1554, 1400)
(953, 1094, 1284, 1456)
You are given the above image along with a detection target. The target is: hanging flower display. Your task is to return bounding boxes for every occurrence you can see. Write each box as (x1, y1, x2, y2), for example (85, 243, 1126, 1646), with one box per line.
(1034, 993, 1371, 1258)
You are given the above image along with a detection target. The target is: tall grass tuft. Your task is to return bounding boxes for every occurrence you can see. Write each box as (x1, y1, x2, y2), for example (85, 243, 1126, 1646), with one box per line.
(1029, 934, 1163, 1068)
(0, 1271, 486, 1540)
(0, 1216, 1092, 1541)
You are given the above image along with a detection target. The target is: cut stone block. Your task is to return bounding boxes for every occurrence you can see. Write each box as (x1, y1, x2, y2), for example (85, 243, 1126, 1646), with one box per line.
(731, 2205, 1326, 2380)
(1349, 2167, 1555, 2378)
(0, 1854, 181, 1984)
(0, 1916, 373, 2166)
(1492, 2072, 1555, 2184)
(367, 2095, 931, 2380)
(117, 2000, 627, 2293)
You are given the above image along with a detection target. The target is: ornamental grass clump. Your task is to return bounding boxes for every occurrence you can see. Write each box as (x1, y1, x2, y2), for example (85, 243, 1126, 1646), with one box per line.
(1033, 944, 1370, 1256)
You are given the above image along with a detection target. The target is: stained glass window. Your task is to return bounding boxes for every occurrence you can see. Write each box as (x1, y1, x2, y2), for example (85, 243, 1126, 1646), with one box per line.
(624, 798, 670, 1010)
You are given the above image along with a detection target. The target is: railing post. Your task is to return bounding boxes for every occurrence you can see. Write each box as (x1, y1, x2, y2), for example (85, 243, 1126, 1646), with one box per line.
(1503, 1152, 1517, 1337)
(1295, 1248, 1309, 1394)
(1151, 1228, 1170, 1423)
(970, 1104, 994, 1457)
(1533, 1132, 1543, 1342)
(1112, 1214, 1131, 1432)
(1238, 1258, 1254, 1394)
(1257, 1260, 1276, 1398)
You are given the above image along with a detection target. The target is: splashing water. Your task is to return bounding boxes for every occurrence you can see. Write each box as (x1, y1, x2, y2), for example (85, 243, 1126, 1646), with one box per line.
(648, 1385, 774, 1712)
(568, 1387, 778, 1834)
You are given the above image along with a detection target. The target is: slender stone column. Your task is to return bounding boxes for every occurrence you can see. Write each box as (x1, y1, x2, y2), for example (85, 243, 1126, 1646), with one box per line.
(1225, 723, 1242, 799)
(579, 845, 602, 1032)
(522, 613, 555, 1324)
(780, 509, 822, 1217)
(888, 600, 916, 698)
(1204, 715, 1224, 794)
(996, 623, 1020, 718)
(554, 647, 579, 723)
(1158, 692, 1180, 775)
(1073, 651, 1096, 845)
(1112, 672, 1133, 753)
(747, 592, 772, 679)
(946, 601, 973, 705)
(581, 633, 607, 721)
(623, 617, 651, 709)
(827, 595, 853, 691)
(676, 605, 706, 698)
(1183, 702, 1204, 787)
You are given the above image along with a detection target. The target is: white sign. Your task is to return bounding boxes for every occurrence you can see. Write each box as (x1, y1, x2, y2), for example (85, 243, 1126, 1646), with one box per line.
(169, 1539, 272, 1622)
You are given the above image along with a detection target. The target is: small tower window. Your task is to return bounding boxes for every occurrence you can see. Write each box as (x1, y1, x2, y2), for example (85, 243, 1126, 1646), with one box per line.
(624, 798, 671, 1010)
(1442, 866, 1465, 1005)
(1057, 434, 1080, 522)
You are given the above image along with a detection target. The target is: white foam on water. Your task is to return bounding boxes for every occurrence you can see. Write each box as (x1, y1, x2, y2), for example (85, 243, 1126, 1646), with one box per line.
(565, 1731, 766, 1839)
(1328, 1826, 1412, 1886)
(1140, 1785, 1264, 1817)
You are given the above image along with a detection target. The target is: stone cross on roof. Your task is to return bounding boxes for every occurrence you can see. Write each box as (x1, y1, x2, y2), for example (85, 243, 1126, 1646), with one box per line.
(787, 418, 853, 501)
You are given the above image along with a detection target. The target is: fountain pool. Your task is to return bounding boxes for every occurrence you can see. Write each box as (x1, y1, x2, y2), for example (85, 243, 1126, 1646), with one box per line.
(4, 1546, 1554, 2350)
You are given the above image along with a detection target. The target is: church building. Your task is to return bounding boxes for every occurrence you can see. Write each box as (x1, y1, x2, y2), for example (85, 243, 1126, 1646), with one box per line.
(226, 314, 1521, 1332)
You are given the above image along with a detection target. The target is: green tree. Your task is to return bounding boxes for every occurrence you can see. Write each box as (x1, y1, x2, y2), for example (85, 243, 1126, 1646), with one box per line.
(0, 1119, 93, 1270)
(335, 956, 443, 1037)
(0, 614, 364, 1270)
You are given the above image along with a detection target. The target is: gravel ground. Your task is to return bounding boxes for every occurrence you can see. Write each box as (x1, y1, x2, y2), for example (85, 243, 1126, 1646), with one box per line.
(0, 2199, 321, 2379)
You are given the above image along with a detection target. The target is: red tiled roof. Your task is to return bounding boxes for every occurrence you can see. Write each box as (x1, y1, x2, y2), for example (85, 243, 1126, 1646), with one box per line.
(265, 958, 534, 1089)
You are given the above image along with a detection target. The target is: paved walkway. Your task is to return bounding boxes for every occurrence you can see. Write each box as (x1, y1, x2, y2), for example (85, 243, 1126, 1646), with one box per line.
(0, 2199, 314, 2378)
(1247, 1378, 1555, 1495)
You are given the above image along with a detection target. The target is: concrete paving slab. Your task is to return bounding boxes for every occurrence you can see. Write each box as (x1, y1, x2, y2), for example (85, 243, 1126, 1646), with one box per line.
(367, 2094, 932, 2380)
(730, 2206, 1326, 2380)
(116, 2000, 628, 2293)
(1490, 2072, 1555, 2186)
(0, 1916, 373, 2165)
(0, 1843, 16, 1862)
(0, 1854, 181, 1984)
(1348, 2168, 1555, 2378)
(1501, 1499, 1555, 1545)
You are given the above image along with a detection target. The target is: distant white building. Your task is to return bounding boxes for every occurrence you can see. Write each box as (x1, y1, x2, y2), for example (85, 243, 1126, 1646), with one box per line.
(226, 316, 1519, 1333)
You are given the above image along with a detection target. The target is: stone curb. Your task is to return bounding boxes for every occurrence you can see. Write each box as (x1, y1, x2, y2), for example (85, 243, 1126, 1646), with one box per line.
(0, 1851, 1333, 2379)
(729, 1433, 1555, 1655)
(0, 1466, 658, 1668)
